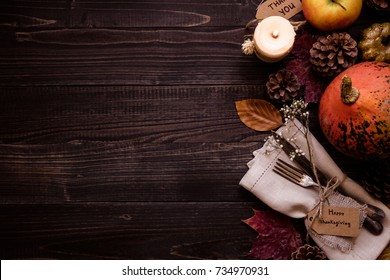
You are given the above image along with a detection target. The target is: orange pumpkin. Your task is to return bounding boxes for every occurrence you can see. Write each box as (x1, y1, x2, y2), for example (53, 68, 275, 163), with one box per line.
(319, 61, 390, 160)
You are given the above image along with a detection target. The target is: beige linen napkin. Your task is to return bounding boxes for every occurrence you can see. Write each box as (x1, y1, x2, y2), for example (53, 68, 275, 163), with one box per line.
(239, 119, 390, 260)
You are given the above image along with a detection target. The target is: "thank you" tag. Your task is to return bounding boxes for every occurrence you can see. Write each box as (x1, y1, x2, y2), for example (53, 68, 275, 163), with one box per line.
(256, 0, 302, 20)
(307, 205, 361, 238)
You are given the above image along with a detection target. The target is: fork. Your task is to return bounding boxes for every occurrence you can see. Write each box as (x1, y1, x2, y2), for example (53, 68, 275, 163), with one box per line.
(273, 158, 319, 188)
(272, 158, 385, 235)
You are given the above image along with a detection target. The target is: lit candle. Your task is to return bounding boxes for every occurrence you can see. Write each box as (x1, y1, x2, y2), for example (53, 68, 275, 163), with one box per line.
(253, 16, 296, 63)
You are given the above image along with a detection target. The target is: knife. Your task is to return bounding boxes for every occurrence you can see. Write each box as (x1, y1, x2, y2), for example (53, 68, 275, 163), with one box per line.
(272, 131, 385, 235)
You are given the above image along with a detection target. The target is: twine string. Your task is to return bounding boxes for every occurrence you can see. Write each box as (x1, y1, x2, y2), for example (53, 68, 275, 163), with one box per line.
(245, 18, 306, 31)
(312, 175, 347, 222)
(301, 120, 352, 247)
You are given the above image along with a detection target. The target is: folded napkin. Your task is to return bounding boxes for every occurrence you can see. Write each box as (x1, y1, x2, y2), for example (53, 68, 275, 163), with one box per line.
(239, 119, 390, 260)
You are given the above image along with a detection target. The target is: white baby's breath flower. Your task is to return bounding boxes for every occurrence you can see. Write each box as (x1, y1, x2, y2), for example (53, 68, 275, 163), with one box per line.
(280, 98, 309, 124)
(241, 39, 255, 55)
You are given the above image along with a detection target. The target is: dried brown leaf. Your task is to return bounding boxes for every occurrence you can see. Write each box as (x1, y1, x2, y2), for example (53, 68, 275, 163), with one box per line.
(235, 99, 282, 132)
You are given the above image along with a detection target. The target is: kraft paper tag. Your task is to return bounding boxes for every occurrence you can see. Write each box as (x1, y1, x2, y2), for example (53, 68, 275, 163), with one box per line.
(256, 0, 302, 20)
(307, 205, 361, 238)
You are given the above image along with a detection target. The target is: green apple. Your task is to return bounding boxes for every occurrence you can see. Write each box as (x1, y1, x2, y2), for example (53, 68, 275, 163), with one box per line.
(302, 0, 363, 31)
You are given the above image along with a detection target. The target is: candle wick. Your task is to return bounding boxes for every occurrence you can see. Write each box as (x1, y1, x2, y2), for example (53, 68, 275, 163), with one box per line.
(271, 30, 279, 39)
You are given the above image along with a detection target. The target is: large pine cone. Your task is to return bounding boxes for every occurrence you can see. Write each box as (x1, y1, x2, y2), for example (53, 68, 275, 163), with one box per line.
(361, 161, 390, 204)
(291, 244, 327, 260)
(310, 32, 358, 77)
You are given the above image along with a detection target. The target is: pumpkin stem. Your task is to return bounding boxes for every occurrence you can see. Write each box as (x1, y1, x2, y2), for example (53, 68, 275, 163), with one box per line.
(340, 75, 360, 104)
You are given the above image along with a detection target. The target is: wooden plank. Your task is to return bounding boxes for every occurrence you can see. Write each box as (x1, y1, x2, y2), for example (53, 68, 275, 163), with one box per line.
(0, 202, 266, 259)
(0, 85, 267, 144)
(1, 1, 384, 30)
(0, 1, 270, 87)
(0, 0, 258, 28)
(0, 141, 260, 203)
(0, 27, 268, 86)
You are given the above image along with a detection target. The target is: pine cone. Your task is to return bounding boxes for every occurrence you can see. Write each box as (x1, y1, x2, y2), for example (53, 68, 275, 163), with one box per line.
(291, 244, 327, 260)
(310, 32, 358, 77)
(361, 161, 390, 204)
(266, 69, 300, 102)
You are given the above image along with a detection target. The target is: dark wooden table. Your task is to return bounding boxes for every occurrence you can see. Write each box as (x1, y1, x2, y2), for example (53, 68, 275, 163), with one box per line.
(0, 1, 385, 260)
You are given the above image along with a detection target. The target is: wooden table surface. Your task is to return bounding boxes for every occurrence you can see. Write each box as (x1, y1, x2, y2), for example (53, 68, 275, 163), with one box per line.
(0, 1, 386, 260)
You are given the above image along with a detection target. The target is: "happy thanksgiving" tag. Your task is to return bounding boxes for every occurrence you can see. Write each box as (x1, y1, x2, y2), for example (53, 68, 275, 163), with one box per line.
(256, 0, 302, 20)
(307, 205, 361, 238)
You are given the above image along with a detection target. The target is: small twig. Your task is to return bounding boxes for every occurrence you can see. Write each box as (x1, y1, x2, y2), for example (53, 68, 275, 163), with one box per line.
(245, 18, 260, 29)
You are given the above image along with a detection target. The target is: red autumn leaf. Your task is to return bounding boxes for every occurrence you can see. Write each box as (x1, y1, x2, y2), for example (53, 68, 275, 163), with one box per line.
(284, 30, 328, 103)
(235, 99, 283, 131)
(243, 209, 303, 260)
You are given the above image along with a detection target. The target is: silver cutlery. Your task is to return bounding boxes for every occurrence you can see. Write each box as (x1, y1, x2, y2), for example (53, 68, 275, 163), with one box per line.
(273, 158, 319, 188)
(273, 158, 384, 235)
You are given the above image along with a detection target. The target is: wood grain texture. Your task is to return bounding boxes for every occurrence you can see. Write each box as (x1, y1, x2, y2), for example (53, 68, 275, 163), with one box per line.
(0, 85, 356, 205)
(0, 1, 384, 260)
(0, 28, 268, 86)
(0, 0, 272, 86)
(0, 0, 259, 28)
(0, 202, 264, 259)
(0, 141, 260, 203)
(0, 1, 271, 259)
(0, 85, 266, 144)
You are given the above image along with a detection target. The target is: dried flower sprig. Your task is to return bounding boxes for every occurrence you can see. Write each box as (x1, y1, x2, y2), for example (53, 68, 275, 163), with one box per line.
(242, 38, 255, 55)
(263, 99, 310, 161)
(279, 98, 320, 182)
(265, 132, 306, 161)
(280, 99, 309, 124)
(263, 134, 282, 155)
(288, 147, 305, 161)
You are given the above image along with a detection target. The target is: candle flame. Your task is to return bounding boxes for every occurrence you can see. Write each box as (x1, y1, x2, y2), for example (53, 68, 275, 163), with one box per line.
(271, 30, 279, 39)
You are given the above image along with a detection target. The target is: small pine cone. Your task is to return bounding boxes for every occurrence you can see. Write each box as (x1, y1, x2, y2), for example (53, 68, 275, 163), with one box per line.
(291, 244, 327, 260)
(266, 69, 300, 102)
(309, 32, 358, 77)
(361, 161, 390, 204)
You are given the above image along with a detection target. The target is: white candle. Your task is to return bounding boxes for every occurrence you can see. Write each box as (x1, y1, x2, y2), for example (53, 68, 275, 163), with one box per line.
(253, 16, 296, 63)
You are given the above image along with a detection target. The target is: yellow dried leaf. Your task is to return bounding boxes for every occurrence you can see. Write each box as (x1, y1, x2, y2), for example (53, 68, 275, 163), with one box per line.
(235, 99, 282, 131)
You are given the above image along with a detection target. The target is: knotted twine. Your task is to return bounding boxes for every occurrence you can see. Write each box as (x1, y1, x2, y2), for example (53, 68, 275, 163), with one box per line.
(312, 176, 343, 222)
(303, 131, 367, 253)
